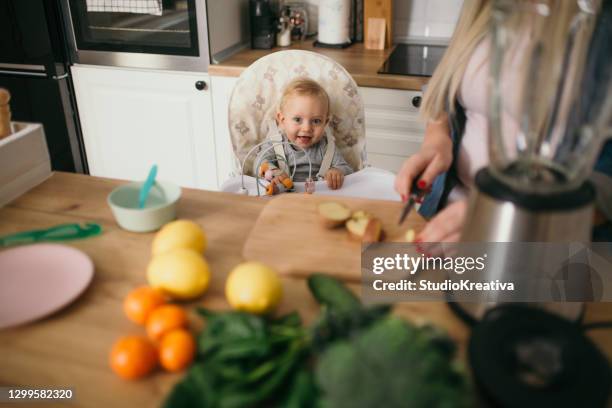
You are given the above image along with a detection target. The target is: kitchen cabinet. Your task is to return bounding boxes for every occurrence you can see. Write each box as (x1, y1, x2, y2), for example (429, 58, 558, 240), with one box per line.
(360, 87, 425, 173)
(72, 65, 217, 190)
(210, 75, 239, 188)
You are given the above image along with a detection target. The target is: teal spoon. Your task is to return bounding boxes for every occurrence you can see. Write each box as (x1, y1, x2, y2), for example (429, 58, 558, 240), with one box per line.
(138, 164, 158, 209)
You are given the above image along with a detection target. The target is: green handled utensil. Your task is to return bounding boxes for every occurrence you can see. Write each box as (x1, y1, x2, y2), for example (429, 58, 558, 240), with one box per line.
(0, 223, 103, 247)
(139, 164, 158, 209)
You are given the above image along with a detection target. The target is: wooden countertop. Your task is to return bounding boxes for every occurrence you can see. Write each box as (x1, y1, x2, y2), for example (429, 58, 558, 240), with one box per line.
(1, 173, 611, 407)
(209, 42, 429, 91)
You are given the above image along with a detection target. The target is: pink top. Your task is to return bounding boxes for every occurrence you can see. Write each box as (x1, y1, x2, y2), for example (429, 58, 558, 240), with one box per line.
(449, 38, 522, 201)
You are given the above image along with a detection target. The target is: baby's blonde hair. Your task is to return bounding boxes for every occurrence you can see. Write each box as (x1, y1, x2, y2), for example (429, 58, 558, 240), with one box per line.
(279, 78, 330, 116)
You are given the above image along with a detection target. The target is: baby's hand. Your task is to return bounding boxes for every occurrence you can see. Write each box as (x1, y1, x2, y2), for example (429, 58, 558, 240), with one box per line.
(325, 168, 344, 190)
(271, 172, 290, 185)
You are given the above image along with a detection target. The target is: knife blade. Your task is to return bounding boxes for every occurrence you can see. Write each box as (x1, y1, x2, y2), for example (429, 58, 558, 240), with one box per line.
(398, 195, 417, 225)
(398, 175, 427, 225)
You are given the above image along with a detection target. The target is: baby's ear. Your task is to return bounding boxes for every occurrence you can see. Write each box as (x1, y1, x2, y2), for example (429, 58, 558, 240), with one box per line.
(276, 111, 284, 124)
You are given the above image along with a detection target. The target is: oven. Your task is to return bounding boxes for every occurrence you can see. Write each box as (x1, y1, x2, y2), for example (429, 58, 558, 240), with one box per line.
(61, 0, 210, 72)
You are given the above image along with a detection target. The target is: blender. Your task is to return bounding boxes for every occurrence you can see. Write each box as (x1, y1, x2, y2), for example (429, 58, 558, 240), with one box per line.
(453, 0, 612, 321)
(462, 0, 612, 244)
(456, 4, 612, 404)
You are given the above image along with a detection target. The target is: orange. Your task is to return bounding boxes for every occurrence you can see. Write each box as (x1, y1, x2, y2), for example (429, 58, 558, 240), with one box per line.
(146, 304, 188, 342)
(109, 335, 157, 380)
(123, 286, 167, 325)
(159, 329, 196, 372)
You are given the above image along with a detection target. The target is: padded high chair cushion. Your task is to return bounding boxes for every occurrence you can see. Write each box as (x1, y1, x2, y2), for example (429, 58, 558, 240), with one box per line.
(228, 50, 366, 176)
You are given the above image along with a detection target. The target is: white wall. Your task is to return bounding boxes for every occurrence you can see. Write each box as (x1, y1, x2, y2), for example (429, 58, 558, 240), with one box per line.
(207, 0, 250, 60)
(298, 0, 462, 42)
(394, 0, 463, 41)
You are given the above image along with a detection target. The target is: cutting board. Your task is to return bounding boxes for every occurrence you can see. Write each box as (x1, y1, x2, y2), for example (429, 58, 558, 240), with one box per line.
(364, 0, 393, 49)
(242, 194, 425, 282)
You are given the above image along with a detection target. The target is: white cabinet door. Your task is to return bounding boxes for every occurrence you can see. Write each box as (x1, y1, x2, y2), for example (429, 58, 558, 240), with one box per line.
(210, 76, 239, 188)
(360, 87, 425, 174)
(72, 65, 217, 190)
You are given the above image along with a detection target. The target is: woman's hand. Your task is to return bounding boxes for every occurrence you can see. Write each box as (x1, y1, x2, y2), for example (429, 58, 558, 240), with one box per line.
(394, 115, 453, 200)
(325, 168, 344, 190)
(416, 199, 468, 245)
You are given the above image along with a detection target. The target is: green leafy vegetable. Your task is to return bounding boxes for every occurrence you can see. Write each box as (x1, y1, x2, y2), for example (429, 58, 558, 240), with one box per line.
(309, 274, 392, 351)
(316, 317, 473, 408)
(163, 310, 308, 408)
(164, 274, 473, 408)
(307, 274, 361, 314)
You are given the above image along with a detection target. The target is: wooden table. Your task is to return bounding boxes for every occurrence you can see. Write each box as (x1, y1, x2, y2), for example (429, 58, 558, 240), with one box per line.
(1, 173, 611, 407)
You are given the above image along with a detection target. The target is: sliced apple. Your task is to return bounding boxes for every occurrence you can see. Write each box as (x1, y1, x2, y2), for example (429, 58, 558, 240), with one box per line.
(405, 229, 416, 243)
(346, 214, 383, 242)
(352, 210, 371, 220)
(318, 202, 352, 229)
(363, 218, 383, 242)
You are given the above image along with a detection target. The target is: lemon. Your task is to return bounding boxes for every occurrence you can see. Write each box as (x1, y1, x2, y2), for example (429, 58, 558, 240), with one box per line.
(152, 220, 207, 256)
(147, 248, 211, 300)
(225, 262, 282, 315)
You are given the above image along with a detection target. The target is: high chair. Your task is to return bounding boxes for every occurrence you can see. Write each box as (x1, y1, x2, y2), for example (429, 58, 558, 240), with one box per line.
(220, 50, 400, 201)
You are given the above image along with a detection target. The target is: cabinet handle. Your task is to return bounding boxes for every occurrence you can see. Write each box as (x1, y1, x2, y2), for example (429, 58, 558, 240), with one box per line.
(195, 80, 208, 91)
(412, 96, 422, 108)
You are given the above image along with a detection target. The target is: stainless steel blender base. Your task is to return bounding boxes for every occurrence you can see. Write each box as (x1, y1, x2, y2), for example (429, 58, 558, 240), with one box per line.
(461, 185, 594, 243)
(452, 168, 596, 322)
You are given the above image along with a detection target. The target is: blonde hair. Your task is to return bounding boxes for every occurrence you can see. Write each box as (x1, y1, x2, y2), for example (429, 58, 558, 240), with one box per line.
(279, 78, 330, 116)
(421, 0, 586, 123)
(421, 0, 492, 122)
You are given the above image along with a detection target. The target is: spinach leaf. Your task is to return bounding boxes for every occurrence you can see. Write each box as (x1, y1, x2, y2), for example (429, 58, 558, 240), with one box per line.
(165, 310, 310, 408)
(308, 274, 361, 314)
(308, 274, 392, 351)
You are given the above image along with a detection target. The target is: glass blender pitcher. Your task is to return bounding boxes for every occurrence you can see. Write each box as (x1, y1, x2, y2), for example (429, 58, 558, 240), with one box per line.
(462, 0, 612, 243)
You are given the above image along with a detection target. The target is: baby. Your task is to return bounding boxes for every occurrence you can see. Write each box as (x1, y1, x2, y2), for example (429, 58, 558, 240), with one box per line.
(260, 78, 353, 191)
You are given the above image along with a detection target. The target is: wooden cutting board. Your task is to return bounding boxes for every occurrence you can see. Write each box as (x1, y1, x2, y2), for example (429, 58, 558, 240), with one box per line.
(364, 0, 393, 49)
(242, 194, 425, 282)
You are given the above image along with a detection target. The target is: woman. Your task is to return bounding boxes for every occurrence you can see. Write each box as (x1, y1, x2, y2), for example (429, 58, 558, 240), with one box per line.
(395, 0, 612, 243)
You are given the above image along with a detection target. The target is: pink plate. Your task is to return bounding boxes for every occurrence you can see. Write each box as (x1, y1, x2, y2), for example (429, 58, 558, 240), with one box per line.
(0, 244, 94, 330)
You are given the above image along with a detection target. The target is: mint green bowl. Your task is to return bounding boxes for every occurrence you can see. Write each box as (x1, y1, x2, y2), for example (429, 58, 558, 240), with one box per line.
(107, 181, 181, 233)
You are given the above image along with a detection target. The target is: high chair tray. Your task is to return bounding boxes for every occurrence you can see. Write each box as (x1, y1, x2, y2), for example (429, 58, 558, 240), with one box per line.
(242, 194, 425, 282)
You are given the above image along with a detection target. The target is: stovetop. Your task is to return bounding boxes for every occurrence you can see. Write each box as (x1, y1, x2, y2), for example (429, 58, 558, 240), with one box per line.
(378, 44, 447, 77)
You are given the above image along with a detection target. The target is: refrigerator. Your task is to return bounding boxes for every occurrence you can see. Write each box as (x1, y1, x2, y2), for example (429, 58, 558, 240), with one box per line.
(0, 0, 87, 173)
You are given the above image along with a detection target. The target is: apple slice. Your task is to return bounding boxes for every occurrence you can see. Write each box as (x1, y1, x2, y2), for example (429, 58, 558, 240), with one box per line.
(346, 214, 383, 242)
(318, 202, 352, 228)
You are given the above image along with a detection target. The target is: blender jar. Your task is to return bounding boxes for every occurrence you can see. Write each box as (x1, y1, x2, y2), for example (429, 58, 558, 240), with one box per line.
(488, 0, 611, 194)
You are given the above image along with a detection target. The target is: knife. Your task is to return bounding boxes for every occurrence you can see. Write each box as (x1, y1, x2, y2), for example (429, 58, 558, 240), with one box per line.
(398, 178, 426, 225)
(398, 195, 417, 225)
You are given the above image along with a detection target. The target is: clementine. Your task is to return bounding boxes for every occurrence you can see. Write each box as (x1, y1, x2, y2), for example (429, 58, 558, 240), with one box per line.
(159, 329, 196, 372)
(123, 286, 167, 325)
(146, 304, 188, 342)
(109, 335, 157, 380)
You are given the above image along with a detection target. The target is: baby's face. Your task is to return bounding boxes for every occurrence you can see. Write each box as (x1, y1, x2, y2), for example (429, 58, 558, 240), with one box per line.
(277, 95, 328, 149)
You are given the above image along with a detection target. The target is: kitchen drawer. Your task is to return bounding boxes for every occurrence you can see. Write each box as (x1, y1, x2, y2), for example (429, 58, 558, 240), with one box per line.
(366, 128, 422, 156)
(360, 87, 424, 134)
(360, 86, 425, 174)
(360, 86, 423, 115)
